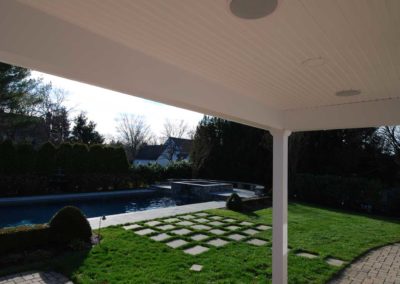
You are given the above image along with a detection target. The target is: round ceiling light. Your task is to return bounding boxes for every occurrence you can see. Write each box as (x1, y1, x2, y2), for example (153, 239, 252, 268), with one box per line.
(335, 89, 361, 97)
(229, 0, 278, 20)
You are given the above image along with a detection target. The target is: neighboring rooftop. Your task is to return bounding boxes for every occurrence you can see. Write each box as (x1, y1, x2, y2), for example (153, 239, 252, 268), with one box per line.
(136, 145, 164, 161)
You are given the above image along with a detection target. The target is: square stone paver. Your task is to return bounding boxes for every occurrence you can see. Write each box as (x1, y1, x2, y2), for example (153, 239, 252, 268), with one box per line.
(184, 245, 209, 255)
(226, 225, 241, 231)
(296, 252, 318, 259)
(191, 224, 211, 231)
(223, 218, 236, 223)
(135, 228, 156, 236)
(166, 239, 188, 248)
(180, 215, 195, 220)
(191, 234, 209, 241)
(195, 218, 209, 223)
(326, 257, 345, 266)
(227, 233, 246, 241)
(207, 238, 229, 247)
(209, 229, 227, 235)
(240, 221, 254, 226)
(145, 220, 162, 227)
(256, 225, 271, 231)
(209, 221, 224, 226)
(151, 233, 172, 241)
(158, 224, 175, 231)
(123, 224, 141, 230)
(195, 212, 209, 217)
(176, 221, 194, 226)
(190, 264, 203, 272)
(242, 229, 259, 235)
(171, 228, 192, 236)
(209, 216, 223, 220)
(247, 238, 267, 246)
(164, 218, 180, 223)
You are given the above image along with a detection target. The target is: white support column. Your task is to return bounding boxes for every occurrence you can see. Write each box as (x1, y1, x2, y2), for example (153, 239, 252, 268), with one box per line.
(270, 129, 291, 284)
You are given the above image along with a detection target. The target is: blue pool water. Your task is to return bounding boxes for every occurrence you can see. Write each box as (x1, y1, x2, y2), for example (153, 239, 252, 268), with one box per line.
(0, 192, 209, 228)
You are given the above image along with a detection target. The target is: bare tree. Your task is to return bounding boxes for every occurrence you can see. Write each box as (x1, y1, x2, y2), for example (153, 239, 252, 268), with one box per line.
(116, 114, 152, 161)
(377, 126, 400, 165)
(161, 119, 189, 142)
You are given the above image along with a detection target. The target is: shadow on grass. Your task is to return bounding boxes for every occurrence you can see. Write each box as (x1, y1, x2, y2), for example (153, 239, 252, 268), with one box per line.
(0, 248, 90, 280)
(289, 201, 400, 225)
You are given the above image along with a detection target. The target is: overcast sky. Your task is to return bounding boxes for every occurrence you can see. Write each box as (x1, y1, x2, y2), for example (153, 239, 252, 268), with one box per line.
(31, 71, 204, 140)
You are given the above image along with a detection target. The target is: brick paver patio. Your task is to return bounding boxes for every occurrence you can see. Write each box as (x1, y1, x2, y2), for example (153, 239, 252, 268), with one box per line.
(0, 271, 72, 284)
(328, 243, 400, 284)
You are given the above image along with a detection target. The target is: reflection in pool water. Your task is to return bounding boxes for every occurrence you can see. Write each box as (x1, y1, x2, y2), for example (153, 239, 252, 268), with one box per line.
(0, 192, 211, 228)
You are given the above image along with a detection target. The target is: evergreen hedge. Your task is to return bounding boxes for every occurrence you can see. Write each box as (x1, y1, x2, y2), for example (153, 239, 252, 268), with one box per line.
(0, 141, 129, 175)
(291, 174, 400, 216)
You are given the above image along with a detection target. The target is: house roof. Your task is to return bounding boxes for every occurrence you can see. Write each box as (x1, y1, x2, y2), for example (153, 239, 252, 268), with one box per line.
(1, 1, 400, 131)
(135, 145, 164, 161)
(166, 138, 193, 155)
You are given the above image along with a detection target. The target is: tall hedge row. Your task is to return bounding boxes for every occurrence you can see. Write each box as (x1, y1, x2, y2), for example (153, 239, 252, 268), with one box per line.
(0, 141, 129, 174)
(290, 174, 400, 216)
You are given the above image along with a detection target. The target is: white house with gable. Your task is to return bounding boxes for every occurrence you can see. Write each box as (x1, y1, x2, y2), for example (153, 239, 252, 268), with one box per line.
(134, 137, 193, 167)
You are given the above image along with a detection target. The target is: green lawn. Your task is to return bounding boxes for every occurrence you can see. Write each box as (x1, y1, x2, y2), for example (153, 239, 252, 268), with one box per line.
(2, 203, 400, 283)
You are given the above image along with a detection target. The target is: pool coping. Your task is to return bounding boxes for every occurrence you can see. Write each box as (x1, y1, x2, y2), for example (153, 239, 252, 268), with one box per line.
(88, 201, 226, 229)
(0, 189, 157, 205)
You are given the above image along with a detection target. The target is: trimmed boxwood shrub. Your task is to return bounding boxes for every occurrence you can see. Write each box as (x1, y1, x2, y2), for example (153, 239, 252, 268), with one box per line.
(0, 224, 50, 254)
(49, 206, 92, 245)
(226, 193, 243, 211)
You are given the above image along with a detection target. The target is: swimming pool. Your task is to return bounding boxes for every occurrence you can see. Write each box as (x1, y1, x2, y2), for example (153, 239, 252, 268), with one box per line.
(0, 191, 211, 228)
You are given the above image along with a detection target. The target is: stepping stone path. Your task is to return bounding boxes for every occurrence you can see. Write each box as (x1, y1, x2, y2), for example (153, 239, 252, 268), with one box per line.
(158, 224, 175, 231)
(145, 220, 162, 227)
(135, 228, 156, 236)
(256, 225, 271, 231)
(226, 225, 241, 231)
(126, 212, 272, 256)
(191, 234, 209, 241)
(176, 221, 194, 226)
(328, 243, 400, 284)
(247, 239, 267, 246)
(166, 239, 188, 248)
(190, 264, 203, 272)
(123, 224, 141, 230)
(296, 252, 318, 259)
(240, 221, 254, 226)
(164, 218, 180, 223)
(209, 221, 224, 226)
(243, 229, 259, 236)
(326, 257, 345, 267)
(209, 228, 226, 235)
(180, 215, 195, 220)
(207, 238, 229, 247)
(209, 216, 223, 220)
(191, 224, 211, 231)
(151, 233, 172, 241)
(0, 271, 73, 284)
(184, 245, 209, 255)
(171, 228, 192, 236)
(227, 233, 246, 241)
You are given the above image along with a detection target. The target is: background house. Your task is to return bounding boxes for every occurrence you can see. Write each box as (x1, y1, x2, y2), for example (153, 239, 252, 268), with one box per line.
(134, 137, 193, 167)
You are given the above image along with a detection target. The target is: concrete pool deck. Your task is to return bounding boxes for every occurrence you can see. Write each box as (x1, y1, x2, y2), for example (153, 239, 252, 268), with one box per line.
(88, 201, 226, 229)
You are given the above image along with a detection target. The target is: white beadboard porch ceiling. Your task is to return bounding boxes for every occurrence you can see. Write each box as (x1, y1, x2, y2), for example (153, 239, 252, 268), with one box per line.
(1, 0, 400, 131)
